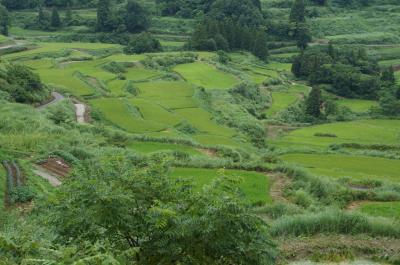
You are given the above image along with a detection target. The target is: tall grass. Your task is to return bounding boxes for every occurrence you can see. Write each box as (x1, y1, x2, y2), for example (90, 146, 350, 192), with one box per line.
(271, 209, 400, 238)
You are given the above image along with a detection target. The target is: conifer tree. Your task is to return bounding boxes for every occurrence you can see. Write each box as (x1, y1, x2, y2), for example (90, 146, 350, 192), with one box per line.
(125, 0, 149, 33)
(0, 4, 10, 36)
(290, 0, 306, 23)
(252, 30, 269, 61)
(51, 7, 61, 28)
(305, 87, 322, 117)
(64, 4, 73, 26)
(97, 0, 111, 32)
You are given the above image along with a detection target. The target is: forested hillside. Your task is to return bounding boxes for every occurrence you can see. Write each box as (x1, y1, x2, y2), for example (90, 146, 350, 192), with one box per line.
(0, 0, 400, 264)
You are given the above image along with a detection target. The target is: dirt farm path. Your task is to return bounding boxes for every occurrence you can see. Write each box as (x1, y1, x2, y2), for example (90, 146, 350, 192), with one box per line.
(33, 166, 62, 187)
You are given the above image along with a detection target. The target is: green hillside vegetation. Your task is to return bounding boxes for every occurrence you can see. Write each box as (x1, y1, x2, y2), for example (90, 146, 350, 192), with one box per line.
(0, 0, 400, 264)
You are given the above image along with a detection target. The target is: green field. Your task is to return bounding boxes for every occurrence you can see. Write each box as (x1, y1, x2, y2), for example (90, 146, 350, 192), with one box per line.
(135, 81, 197, 110)
(174, 108, 236, 136)
(281, 153, 400, 182)
(358, 201, 400, 220)
(267, 85, 310, 116)
(90, 98, 166, 133)
(129, 141, 202, 156)
(336, 99, 378, 113)
(170, 167, 271, 204)
(275, 120, 400, 149)
(174, 62, 238, 89)
(3, 42, 120, 60)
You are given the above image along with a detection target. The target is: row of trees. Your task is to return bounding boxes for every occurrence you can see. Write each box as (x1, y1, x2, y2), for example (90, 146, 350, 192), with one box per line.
(156, 0, 262, 19)
(35, 6, 64, 30)
(1, 0, 96, 10)
(188, 18, 268, 61)
(187, 0, 268, 60)
(292, 44, 382, 99)
(96, 0, 149, 33)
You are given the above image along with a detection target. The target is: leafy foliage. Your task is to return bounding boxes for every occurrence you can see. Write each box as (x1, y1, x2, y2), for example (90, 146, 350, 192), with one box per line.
(48, 152, 276, 264)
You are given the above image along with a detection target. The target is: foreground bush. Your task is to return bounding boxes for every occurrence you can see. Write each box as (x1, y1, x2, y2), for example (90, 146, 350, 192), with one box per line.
(45, 151, 277, 264)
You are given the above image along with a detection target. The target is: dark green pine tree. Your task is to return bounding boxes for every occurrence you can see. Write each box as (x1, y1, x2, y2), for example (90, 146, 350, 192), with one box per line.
(290, 0, 306, 23)
(37, 5, 49, 30)
(381, 66, 396, 85)
(51, 7, 61, 28)
(125, 0, 149, 33)
(96, 0, 111, 32)
(64, 4, 73, 26)
(252, 30, 269, 61)
(295, 23, 311, 50)
(305, 87, 322, 117)
(0, 4, 10, 36)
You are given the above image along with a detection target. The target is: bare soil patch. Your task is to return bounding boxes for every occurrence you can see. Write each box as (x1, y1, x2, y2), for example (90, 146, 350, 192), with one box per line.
(37, 157, 71, 177)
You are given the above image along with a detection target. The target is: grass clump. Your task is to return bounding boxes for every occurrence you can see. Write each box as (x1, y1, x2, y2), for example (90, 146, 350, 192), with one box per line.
(271, 209, 400, 238)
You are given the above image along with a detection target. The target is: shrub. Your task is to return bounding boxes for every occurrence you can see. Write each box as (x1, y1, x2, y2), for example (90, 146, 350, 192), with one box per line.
(10, 186, 35, 203)
(271, 209, 400, 238)
(123, 33, 162, 54)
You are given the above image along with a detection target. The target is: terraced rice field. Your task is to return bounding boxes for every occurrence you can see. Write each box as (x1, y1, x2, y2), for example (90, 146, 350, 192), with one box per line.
(170, 167, 271, 204)
(336, 99, 378, 113)
(90, 98, 166, 133)
(280, 153, 400, 182)
(275, 120, 400, 149)
(358, 201, 400, 220)
(174, 62, 238, 89)
(267, 84, 310, 116)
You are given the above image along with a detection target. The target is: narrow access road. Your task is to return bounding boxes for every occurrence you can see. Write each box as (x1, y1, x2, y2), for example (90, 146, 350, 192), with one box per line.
(74, 103, 86, 124)
(33, 166, 62, 187)
(37, 92, 65, 110)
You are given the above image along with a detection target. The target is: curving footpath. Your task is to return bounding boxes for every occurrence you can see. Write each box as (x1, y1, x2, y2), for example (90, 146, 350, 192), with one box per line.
(37, 92, 65, 110)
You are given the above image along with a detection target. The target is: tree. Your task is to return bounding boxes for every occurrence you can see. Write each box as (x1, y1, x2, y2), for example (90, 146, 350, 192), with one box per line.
(96, 0, 111, 32)
(124, 33, 163, 54)
(381, 66, 396, 86)
(51, 7, 61, 28)
(49, 153, 277, 264)
(379, 86, 400, 116)
(37, 5, 50, 30)
(295, 23, 311, 50)
(305, 87, 322, 117)
(64, 4, 73, 25)
(125, 0, 149, 33)
(0, 5, 10, 36)
(290, 0, 306, 23)
(252, 30, 269, 61)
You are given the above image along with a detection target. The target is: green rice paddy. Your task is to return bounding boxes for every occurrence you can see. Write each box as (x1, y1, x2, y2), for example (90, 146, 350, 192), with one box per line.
(275, 120, 400, 149)
(281, 153, 400, 182)
(174, 62, 238, 89)
(358, 201, 400, 220)
(336, 99, 378, 113)
(170, 167, 271, 204)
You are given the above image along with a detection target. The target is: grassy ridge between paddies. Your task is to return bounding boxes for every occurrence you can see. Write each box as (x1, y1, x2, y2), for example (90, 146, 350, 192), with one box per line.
(281, 153, 400, 182)
(129, 141, 202, 156)
(358, 201, 400, 220)
(0, 165, 6, 213)
(275, 120, 400, 149)
(170, 167, 271, 205)
(174, 62, 238, 89)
